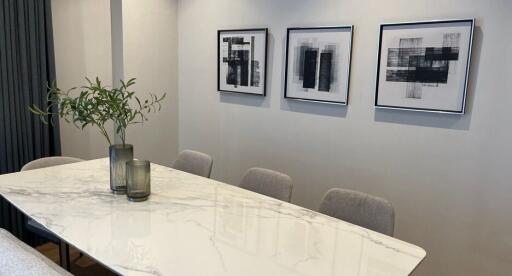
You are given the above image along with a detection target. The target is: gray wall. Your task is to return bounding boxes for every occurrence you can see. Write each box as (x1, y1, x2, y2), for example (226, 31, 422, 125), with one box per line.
(52, 0, 114, 159)
(177, 0, 512, 275)
(122, 0, 179, 166)
(52, 0, 179, 165)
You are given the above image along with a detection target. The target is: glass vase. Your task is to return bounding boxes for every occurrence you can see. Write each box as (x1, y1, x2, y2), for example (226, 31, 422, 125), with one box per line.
(126, 160, 151, 202)
(109, 144, 134, 194)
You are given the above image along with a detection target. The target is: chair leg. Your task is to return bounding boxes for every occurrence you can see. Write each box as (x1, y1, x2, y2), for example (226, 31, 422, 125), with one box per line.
(58, 242, 62, 266)
(66, 244, 71, 269)
(59, 241, 71, 271)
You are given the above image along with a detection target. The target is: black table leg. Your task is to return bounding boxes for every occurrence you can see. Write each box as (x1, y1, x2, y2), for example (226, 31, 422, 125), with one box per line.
(59, 240, 71, 271)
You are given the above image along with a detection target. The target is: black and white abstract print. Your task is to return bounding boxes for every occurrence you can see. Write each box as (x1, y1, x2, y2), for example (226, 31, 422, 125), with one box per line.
(218, 29, 267, 95)
(293, 42, 338, 92)
(223, 36, 260, 88)
(285, 27, 353, 104)
(385, 33, 461, 99)
(376, 20, 474, 113)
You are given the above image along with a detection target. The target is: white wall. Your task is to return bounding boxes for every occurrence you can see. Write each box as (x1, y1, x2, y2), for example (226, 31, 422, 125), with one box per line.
(52, 0, 113, 159)
(177, 0, 512, 275)
(52, 0, 179, 164)
(122, 0, 179, 166)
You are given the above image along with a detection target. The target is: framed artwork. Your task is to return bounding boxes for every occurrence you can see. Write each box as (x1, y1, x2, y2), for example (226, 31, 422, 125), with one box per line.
(284, 26, 353, 105)
(217, 28, 268, 96)
(375, 19, 475, 114)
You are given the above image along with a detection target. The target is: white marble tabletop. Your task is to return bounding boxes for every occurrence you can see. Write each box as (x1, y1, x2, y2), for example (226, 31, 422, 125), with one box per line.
(0, 159, 425, 276)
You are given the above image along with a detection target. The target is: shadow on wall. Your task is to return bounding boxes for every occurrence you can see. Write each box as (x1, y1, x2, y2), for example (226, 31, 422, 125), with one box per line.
(374, 26, 483, 131)
(277, 32, 348, 118)
(281, 99, 348, 118)
(220, 92, 270, 108)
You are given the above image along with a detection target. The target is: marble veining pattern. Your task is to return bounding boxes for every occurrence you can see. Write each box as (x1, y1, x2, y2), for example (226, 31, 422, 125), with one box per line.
(0, 159, 425, 276)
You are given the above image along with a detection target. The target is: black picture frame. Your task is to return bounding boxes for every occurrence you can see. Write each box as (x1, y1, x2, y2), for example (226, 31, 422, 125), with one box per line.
(375, 19, 475, 114)
(217, 28, 268, 96)
(284, 26, 354, 105)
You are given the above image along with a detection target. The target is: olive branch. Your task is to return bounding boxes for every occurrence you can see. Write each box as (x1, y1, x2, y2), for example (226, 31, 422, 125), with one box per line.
(30, 77, 166, 146)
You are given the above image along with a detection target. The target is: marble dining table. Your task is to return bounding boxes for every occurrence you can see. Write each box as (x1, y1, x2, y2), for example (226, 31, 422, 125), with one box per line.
(0, 158, 425, 276)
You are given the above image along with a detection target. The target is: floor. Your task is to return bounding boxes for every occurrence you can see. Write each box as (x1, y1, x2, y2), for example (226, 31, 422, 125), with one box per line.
(36, 243, 116, 276)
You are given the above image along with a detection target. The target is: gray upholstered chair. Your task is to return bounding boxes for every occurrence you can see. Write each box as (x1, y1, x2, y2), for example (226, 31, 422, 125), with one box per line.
(239, 168, 293, 202)
(0, 228, 72, 275)
(319, 188, 395, 236)
(21, 156, 84, 268)
(21, 156, 84, 171)
(172, 150, 213, 178)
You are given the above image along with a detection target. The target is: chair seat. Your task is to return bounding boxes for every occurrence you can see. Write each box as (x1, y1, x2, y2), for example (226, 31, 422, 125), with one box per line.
(0, 228, 71, 275)
(26, 219, 60, 244)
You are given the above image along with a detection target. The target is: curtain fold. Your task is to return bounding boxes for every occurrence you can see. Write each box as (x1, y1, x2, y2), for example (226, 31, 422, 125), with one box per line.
(0, 0, 60, 174)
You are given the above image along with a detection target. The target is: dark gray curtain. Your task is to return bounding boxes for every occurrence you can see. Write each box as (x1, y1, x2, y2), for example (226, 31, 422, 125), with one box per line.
(0, 0, 60, 174)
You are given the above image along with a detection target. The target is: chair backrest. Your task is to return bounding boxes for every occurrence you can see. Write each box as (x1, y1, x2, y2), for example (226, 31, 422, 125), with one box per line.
(21, 157, 84, 171)
(239, 167, 293, 202)
(172, 150, 213, 178)
(319, 188, 395, 236)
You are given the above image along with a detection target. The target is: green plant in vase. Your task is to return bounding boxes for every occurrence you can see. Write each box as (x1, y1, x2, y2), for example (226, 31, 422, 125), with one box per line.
(30, 77, 166, 193)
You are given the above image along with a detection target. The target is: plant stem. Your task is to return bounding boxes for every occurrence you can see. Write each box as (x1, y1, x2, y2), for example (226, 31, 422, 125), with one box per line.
(98, 126, 112, 145)
(121, 128, 126, 146)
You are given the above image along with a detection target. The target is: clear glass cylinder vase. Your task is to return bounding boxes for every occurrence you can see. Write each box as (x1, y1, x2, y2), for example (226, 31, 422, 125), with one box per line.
(109, 144, 134, 194)
(126, 160, 151, 202)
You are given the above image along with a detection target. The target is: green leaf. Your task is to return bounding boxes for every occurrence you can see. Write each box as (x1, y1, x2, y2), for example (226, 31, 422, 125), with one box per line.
(28, 76, 165, 145)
